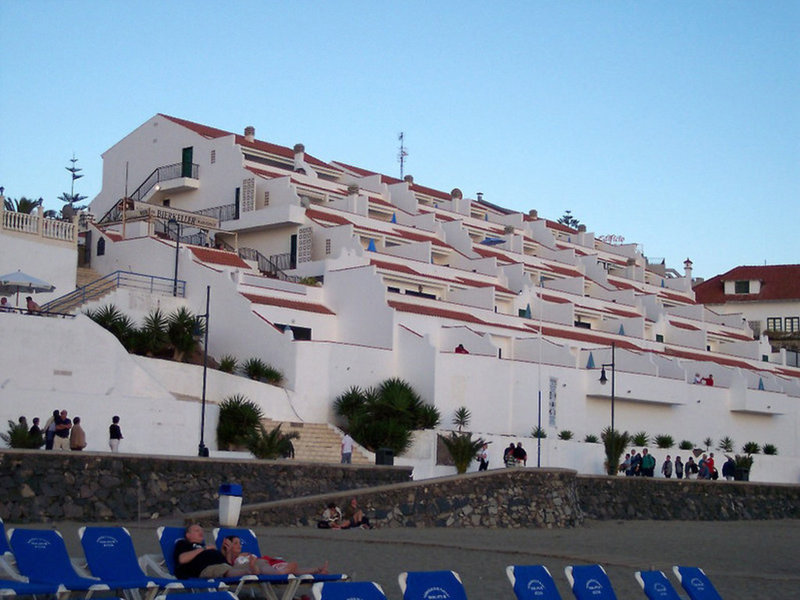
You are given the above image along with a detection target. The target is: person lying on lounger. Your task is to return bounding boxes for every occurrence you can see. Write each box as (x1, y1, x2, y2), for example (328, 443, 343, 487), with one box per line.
(221, 535, 329, 575)
(174, 524, 252, 579)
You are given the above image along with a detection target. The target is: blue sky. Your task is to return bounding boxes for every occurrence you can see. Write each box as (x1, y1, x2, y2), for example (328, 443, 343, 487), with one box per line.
(1, 1, 797, 280)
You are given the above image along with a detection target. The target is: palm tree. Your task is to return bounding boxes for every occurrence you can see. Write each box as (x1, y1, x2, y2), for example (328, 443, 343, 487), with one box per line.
(452, 406, 471, 432)
(216, 394, 264, 450)
(167, 307, 204, 362)
(136, 309, 169, 356)
(602, 427, 631, 475)
(4, 196, 42, 213)
(441, 432, 485, 474)
(247, 424, 299, 459)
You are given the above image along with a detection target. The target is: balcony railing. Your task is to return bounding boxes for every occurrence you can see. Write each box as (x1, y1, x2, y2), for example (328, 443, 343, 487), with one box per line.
(194, 202, 239, 223)
(1, 207, 77, 243)
(129, 162, 199, 203)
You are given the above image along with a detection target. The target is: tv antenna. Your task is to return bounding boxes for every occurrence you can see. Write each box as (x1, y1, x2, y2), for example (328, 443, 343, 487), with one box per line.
(397, 132, 408, 179)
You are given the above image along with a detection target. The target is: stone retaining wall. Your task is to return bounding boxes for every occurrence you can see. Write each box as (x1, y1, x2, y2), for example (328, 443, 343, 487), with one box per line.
(577, 475, 800, 521)
(193, 467, 583, 529)
(0, 450, 411, 523)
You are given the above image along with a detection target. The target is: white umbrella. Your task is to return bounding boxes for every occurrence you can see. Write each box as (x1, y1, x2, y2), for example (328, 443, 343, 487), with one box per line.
(0, 270, 56, 305)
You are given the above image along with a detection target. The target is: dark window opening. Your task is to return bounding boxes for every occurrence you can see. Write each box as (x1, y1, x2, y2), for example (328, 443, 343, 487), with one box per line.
(387, 286, 400, 293)
(405, 290, 436, 300)
(275, 324, 312, 341)
(734, 280, 750, 294)
(96, 237, 105, 256)
(574, 321, 591, 329)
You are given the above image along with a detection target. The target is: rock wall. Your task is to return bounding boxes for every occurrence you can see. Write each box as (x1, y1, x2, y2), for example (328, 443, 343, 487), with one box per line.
(577, 475, 800, 520)
(0, 450, 411, 523)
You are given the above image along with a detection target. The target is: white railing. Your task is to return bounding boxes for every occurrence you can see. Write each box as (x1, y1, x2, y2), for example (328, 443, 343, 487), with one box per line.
(1, 207, 77, 244)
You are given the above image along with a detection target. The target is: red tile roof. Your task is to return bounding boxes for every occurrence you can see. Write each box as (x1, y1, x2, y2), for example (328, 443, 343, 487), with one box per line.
(669, 320, 701, 331)
(189, 247, 250, 269)
(305, 208, 353, 226)
(159, 114, 331, 168)
(694, 264, 800, 303)
(241, 293, 335, 314)
(388, 300, 487, 325)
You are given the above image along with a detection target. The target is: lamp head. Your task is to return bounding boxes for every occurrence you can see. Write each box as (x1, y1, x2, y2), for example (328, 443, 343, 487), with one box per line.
(599, 367, 608, 385)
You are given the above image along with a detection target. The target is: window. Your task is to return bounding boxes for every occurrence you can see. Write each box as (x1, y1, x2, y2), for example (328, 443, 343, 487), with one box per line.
(96, 237, 105, 256)
(325, 239, 331, 255)
(785, 317, 800, 333)
(655, 334, 664, 343)
(264, 191, 270, 206)
(734, 280, 750, 294)
(210, 150, 216, 164)
(767, 317, 782, 331)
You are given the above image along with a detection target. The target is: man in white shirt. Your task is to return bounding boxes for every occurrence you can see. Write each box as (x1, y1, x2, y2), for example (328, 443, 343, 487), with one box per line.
(341, 432, 354, 464)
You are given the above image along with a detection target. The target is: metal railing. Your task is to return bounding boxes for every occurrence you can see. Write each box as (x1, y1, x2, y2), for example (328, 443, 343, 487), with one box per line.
(42, 270, 185, 314)
(128, 162, 199, 203)
(237, 247, 301, 283)
(194, 203, 239, 223)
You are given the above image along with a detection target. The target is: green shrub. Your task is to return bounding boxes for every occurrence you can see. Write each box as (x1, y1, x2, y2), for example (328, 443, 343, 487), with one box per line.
(655, 434, 674, 449)
(242, 357, 283, 385)
(584, 434, 599, 444)
(532, 426, 547, 439)
(558, 430, 574, 441)
(135, 309, 169, 356)
(762, 443, 778, 455)
(167, 307, 204, 362)
(632, 431, 650, 446)
(742, 441, 761, 454)
(216, 394, 264, 450)
(679, 440, 694, 450)
(452, 406, 471, 432)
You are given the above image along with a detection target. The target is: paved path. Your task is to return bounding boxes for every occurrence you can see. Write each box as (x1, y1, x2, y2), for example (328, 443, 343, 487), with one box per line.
(46, 518, 800, 599)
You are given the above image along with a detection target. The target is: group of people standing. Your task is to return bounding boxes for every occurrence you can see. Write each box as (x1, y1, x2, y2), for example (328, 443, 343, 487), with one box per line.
(503, 442, 528, 468)
(18, 412, 123, 452)
(621, 449, 733, 480)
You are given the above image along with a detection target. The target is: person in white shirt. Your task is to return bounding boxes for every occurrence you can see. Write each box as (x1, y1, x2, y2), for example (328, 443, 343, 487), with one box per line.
(341, 432, 354, 464)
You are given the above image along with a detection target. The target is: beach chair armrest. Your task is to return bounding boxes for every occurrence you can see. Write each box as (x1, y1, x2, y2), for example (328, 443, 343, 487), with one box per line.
(139, 554, 170, 578)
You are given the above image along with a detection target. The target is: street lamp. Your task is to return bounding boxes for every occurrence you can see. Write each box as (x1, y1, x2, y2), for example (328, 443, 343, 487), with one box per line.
(598, 341, 616, 432)
(168, 218, 180, 296)
(198, 285, 210, 457)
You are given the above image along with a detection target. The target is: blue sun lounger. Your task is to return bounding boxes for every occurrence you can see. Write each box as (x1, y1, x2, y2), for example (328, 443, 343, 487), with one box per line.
(213, 527, 346, 584)
(635, 570, 682, 600)
(154, 526, 299, 600)
(8, 528, 148, 598)
(79, 526, 225, 598)
(564, 565, 618, 600)
(311, 580, 387, 600)
(672, 566, 722, 600)
(398, 570, 469, 600)
(0, 579, 67, 598)
(506, 565, 563, 599)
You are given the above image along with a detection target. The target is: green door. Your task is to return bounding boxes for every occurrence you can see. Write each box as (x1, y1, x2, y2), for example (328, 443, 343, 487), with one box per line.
(181, 147, 193, 177)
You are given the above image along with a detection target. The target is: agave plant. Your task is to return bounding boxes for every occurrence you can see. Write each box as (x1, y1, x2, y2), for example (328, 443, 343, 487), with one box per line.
(86, 304, 137, 350)
(558, 430, 574, 441)
(135, 308, 169, 356)
(532, 426, 547, 439)
(762, 443, 778, 455)
(655, 434, 674, 449)
(218, 355, 238, 374)
(632, 431, 650, 447)
(584, 434, 599, 444)
(679, 440, 694, 450)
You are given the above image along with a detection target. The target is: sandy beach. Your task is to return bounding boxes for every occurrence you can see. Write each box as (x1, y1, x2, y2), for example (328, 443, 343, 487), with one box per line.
(46, 518, 800, 599)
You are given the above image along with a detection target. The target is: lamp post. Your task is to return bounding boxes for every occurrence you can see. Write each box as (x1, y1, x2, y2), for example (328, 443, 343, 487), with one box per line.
(598, 342, 616, 432)
(198, 285, 210, 457)
(168, 218, 180, 296)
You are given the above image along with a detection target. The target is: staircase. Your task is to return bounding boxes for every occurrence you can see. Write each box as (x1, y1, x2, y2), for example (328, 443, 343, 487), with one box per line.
(262, 419, 372, 465)
(77, 266, 103, 288)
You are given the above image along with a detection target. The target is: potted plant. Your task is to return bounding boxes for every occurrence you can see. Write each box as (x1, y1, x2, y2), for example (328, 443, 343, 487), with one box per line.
(733, 453, 754, 481)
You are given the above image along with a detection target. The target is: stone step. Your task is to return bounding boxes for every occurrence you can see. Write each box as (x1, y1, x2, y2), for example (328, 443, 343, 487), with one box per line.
(262, 419, 372, 465)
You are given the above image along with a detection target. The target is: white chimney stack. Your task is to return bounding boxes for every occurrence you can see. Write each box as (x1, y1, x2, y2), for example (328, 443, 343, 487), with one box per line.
(244, 126, 255, 142)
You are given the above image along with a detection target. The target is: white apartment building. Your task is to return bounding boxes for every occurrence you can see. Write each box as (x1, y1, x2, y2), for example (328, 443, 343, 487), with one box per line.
(4, 113, 799, 481)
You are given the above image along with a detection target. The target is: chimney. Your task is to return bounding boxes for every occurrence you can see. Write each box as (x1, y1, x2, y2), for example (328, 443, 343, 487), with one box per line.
(450, 188, 463, 200)
(404, 175, 414, 185)
(476, 192, 483, 202)
(684, 257, 693, 278)
(577, 224, 587, 233)
(347, 184, 360, 196)
(244, 126, 255, 142)
(293, 143, 306, 173)
(528, 209, 538, 219)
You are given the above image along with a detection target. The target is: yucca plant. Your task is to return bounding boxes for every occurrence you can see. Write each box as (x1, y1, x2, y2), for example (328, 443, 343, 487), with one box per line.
(742, 441, 761, 454)
(216, 394, 264, 450)
(441, 432, 485, 474)
(584, 434, 599, 444)
(679, 440, 694, 450)
(135, 308, 169, 356)
(532, 426, 547, 439)
(243, 357, 269, 380)
(558, 430, 574, 441)
(718, 436, 735, 453)
(703, 437, 714, 451)
(86, 304, 137, 350)
(632, 431, 650, 447)
(452, 406, 471, 432)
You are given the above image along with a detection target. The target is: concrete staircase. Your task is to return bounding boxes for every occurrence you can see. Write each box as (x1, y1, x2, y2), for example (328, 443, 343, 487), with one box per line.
(45, 266, 114, 314)
(262, 419, 372, 465)
(76, 265, 103, 288)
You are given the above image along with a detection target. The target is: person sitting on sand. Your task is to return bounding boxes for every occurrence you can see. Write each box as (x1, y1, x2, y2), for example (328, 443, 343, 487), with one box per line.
(221, 535, 328, 575)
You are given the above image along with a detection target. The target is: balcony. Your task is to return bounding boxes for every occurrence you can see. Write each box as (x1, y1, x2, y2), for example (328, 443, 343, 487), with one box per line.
(585, 370, 687, 406)
(129, 162, 199, 203)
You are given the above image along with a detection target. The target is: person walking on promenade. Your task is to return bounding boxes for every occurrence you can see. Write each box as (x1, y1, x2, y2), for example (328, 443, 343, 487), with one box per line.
(109, 415, 123, 452)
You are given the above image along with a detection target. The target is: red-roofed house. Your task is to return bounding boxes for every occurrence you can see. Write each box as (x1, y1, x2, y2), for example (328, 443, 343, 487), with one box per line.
(694, 265, 800, 353)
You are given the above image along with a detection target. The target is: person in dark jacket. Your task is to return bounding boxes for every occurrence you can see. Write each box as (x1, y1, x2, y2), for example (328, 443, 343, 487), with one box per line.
(722, 456, 736, 481)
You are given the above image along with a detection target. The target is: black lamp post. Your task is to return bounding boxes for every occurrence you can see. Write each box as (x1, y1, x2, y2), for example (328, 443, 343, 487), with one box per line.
(198, 285, 210, 457)
(599, 341, 616, 432)
(168, 218, 180, 296)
